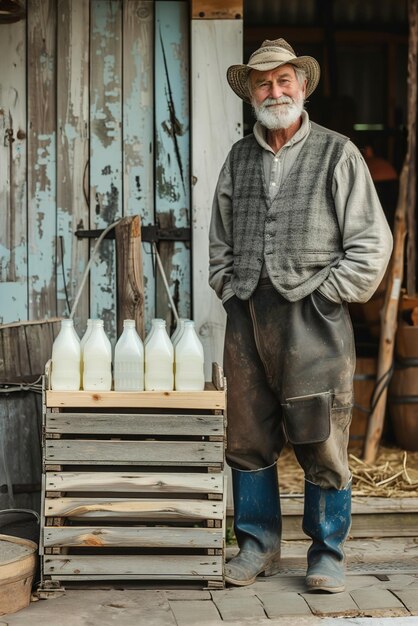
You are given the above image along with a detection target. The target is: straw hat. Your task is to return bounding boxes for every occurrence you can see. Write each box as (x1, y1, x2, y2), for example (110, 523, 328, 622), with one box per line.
(227, 38, 320, 104)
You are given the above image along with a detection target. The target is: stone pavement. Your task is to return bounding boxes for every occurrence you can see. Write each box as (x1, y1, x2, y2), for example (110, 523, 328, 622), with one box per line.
(1, 538, 418, 626)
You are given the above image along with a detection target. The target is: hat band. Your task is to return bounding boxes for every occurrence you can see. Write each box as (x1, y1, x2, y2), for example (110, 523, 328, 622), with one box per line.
(248, 48, 296, 69)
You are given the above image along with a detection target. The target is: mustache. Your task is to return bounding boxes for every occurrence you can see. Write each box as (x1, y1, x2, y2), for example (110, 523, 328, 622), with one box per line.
(261, 96, 295, 107)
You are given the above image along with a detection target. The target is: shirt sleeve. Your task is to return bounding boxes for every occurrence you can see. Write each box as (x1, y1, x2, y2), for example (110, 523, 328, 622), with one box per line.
(317, 141, 393, 304)
(208, 154, 235, 303)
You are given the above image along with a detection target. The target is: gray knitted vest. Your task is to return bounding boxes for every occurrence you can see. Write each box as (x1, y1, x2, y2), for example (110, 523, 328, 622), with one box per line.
(229, 124, 348, 301)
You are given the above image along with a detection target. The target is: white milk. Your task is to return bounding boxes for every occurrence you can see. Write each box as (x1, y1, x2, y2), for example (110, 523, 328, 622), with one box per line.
(144, 319, 174, 391)
(51, 319, 81, 390)
(114, 319, 144, 391)
(82, 319, 112, 391)
(175, 320, 205, 391)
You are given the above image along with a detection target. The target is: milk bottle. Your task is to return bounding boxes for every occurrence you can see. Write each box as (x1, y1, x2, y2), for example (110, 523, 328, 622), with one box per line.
(51, 319, 81, 390)
(171, 318, 188, 348)
(80, 319, 93, 351)
(144, 318, 164, 346)
(144, 319, 174, 391)
(82, 319, 112, 391)
(114, 319, 144, 391)
(174, 320, 205, 391)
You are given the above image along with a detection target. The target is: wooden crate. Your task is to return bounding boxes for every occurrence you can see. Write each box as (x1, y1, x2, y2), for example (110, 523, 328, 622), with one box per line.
(39, 369, 227, 592)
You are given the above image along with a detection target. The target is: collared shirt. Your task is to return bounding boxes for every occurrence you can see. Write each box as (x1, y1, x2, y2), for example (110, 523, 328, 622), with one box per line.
(209, 110, 393, 304)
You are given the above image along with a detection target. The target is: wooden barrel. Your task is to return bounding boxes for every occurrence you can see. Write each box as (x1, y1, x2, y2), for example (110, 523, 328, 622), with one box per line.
(389, 323, 418, 451)
(0, 534, 37, 615)
(350, 357, 377, 450)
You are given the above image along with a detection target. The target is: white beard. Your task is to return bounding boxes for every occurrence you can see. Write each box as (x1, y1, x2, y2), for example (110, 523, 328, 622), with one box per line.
(252, 95, 304, 130)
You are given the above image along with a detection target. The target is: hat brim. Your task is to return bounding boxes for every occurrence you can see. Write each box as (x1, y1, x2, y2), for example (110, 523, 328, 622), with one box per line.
(227, 56, 320, 104)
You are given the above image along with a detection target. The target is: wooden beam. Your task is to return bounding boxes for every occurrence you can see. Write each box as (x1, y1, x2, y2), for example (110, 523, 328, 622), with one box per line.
(115, 215, 145, 340)
(191, 0, 243, 20)
(406, 0, 417, 296)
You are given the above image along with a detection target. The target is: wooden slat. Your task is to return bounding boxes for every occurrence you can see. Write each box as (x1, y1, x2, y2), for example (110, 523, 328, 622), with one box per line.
(0, 13, 27, 323)
(280, 496, 418, 515)
(45, 497, 223, 520)
(191, 0, 243, 20)
(279, 496, 418, 540)
(122, 0, 155, 331)
(45, 412, 224, 435)
(43, 554, 222, 576)
(89, 0, 123, 341)
(45, 440, 224, 465)
(155, 1, 190, 329)
(56, 0, 90, 324)
(45, 471, 223, 493)
(191, 18, 242, 380)
(27, 0, 57, 320)
(43, 525, 222, 548)
(45, 388, 226, 409)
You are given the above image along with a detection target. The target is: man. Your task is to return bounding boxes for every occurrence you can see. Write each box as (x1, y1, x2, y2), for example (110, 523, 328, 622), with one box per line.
(209, 39, 393, 591)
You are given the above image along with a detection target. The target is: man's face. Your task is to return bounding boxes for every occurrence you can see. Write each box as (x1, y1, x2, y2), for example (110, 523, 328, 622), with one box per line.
(250, 64, 306, 130)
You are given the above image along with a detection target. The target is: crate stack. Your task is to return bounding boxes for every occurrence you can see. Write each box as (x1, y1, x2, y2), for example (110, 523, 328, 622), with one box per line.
(39, 363, 227, 593)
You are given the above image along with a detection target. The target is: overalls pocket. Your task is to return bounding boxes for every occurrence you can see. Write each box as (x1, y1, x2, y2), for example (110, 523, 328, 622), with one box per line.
(281, 391, 332, 445)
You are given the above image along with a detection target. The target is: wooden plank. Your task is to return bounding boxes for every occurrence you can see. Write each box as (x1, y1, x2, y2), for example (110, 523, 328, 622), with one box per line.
(45, 388, 226, 409)
(45, 496, 223, 520)
(45, 471, 223, 493)
(45, 411, 224, 435)
(0, 13, 27, 323)
(122, 0, 155, 331)
(43, 554, 222, 576)
(115, 216, 145, 338)
(191, 19, 242, 380)
(282, 513, 418, 540)
(56, 0, 90, 325)
(43, 526, 222, 548)
(256, 591, 311, 617)
(89, 0, 123, 340)
(280, 496, 418, 515)
(169, 599, 221, 625)
(0, 391, 42, 511)
(45, 440, 224, 465)
(350, 588, 406, 610)
(191, 0, 243, 19)
(155, 1, 190, 330)
(27, 0, 57, 320)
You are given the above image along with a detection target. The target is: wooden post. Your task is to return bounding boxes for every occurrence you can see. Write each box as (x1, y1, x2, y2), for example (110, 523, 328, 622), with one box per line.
(363, 0, 417, 463)
(115, 216, 145, 340)
(406, 0, 417, 296)
(363, 165, 408, 464)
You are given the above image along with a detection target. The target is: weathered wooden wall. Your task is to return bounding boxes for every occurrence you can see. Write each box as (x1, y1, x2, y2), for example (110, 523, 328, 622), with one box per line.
(0, 0, 191, 340)
(191, 15, 243, 381)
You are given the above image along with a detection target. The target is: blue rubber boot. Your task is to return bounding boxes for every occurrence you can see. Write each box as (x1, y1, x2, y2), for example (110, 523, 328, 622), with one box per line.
(303, 479, 352, 593)
(225, 463, 281, 586)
